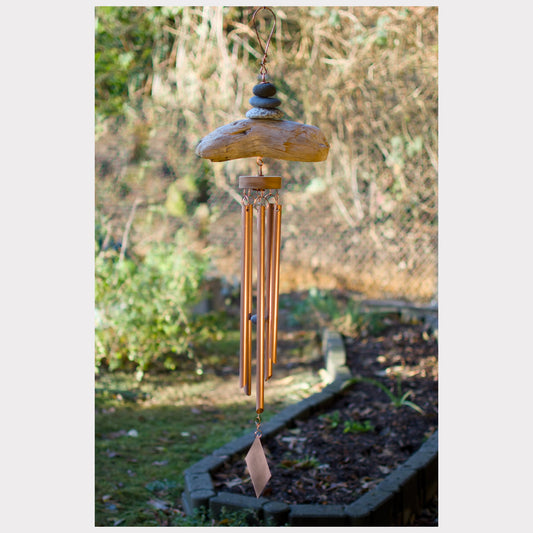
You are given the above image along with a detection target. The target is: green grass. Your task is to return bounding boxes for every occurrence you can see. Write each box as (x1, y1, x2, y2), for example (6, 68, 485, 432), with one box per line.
(94, 297, 336, 526)
(95, 372, 263, 526)
(95, 359, 323, 525)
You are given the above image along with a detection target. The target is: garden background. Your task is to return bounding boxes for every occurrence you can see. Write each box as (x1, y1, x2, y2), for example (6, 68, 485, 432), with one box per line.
(94, 6, 438, 525)
(5, 2, 531, 532)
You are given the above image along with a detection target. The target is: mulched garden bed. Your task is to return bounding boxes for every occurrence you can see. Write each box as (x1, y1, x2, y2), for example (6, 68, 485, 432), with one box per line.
(212, 316, 438, 513)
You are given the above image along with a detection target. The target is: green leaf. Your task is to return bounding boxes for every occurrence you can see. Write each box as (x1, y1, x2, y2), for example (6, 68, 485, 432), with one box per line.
(403, 400, 425, 415)
(400, 390, 413, 402)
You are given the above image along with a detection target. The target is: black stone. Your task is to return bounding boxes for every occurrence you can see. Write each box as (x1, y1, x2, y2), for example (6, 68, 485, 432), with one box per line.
(249, 96, 281, 109)
(253, 82, 277, 97)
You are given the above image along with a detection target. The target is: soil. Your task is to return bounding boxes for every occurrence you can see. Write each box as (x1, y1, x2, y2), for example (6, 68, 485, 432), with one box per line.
(212, 316, 438, 524)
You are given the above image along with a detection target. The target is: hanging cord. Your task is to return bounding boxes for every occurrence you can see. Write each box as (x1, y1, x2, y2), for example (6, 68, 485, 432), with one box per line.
(251, 6, 277, 82)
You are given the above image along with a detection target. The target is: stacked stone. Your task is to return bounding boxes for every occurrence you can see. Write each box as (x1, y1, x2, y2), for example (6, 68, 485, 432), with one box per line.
(246, 82, 284, 120)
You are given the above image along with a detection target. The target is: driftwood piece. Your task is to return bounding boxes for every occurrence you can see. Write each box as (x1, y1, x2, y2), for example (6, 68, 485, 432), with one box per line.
(195, 119, 329, 162)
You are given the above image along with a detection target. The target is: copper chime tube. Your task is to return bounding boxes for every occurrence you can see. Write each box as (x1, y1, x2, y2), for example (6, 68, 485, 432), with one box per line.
(246, 204, 253, 394)
(239, 204, 246, 389)
(238, 176, 282, 411)
(264, 203, 275, 381)
(256, 204, 266, 413)
(240, 203, 253, 395)
(269, 204, 282, 365)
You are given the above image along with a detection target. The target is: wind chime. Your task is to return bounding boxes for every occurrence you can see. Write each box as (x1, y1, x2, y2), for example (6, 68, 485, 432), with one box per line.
(195, 7, 329, 498)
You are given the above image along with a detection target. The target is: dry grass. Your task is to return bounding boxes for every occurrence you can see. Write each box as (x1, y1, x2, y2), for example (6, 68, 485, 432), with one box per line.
(96, 6, 438, 302)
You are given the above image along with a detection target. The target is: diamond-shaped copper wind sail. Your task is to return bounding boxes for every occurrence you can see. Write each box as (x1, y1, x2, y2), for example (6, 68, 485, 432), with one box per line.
(245, 435, 272, 498)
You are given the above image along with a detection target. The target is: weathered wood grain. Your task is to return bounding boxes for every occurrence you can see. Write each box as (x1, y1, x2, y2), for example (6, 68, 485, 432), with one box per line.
(195, 119, 329, 162)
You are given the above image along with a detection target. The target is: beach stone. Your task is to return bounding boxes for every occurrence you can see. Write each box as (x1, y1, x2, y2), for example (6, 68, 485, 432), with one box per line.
(253, 82, 277, 97)
(246, 107, 284, 120)
(249, 96, 281, 109)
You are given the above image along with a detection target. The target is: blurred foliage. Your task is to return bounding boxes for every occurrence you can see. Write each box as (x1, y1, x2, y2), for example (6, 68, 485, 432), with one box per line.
(95, 226, 220, 380)
(95, 6, 183, 120)
(284, 287, 393, 337)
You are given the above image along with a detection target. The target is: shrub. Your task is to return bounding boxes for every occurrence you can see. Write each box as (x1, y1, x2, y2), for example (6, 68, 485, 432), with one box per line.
(95, 232, 210, 379)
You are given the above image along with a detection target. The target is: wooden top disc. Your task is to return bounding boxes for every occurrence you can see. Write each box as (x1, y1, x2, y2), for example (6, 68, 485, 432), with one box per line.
(239, 176, 282, 190)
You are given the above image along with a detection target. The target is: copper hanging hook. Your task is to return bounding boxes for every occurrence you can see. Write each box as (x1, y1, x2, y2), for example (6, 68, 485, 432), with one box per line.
(251, 6, 277, 82)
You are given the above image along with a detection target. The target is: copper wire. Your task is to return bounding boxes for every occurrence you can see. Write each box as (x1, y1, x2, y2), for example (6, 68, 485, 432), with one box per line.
(251, 7, 276, 82)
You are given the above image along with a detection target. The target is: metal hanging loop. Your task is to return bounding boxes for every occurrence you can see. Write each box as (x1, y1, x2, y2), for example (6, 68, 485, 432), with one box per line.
(251, 6, 277, 82)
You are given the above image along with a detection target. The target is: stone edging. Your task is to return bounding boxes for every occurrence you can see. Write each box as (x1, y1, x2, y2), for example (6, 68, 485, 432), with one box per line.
(181, 328, 438, 526)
